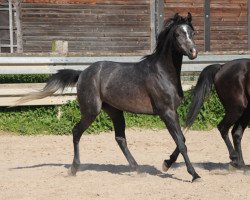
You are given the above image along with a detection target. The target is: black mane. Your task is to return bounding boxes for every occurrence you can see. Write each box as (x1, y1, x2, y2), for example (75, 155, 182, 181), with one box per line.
(143, 13, 194, 62)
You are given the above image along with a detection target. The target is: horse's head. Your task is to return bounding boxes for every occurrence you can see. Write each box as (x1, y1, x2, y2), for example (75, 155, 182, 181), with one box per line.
(145, 13, 197, 62)
(171, 13, 197, 60)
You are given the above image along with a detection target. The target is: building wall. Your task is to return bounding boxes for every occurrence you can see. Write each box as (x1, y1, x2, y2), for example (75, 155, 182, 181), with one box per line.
(210, 0, 247, 51)
(164, 0, 248, 52)
(23, 0, 148, 5)
(21, 0, 151, 54)
(13, 0, 249, 53)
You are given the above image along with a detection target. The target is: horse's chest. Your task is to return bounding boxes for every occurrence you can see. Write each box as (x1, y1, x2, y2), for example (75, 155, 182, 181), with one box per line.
(149, 78, 182, 109)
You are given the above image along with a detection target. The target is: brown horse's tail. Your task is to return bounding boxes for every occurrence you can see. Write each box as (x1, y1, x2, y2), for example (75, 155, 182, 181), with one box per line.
(185, 64, 221, 130)
(16, 69, 82, 105)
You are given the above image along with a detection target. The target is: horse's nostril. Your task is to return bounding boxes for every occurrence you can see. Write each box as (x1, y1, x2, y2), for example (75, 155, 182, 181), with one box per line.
(190, 48, 197, 58)
(190, 48, 195, 53)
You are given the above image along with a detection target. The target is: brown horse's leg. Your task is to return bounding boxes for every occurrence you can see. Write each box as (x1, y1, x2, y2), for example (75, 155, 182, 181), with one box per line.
(231, 106, 250, 168)
(103, 104, 139, 171)
(217, 108, 245, 164)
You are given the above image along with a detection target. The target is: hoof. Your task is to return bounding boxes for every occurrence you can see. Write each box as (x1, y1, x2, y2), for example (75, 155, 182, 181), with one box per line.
(192, 177, 202, 183)
(162, 161, 170, 172)
(68, 166, 77, 176)
(244, 169, 250, 176)
(228, 162, 239, 172)
(130, 164, 139, 172)
(192, 173, 201, 183)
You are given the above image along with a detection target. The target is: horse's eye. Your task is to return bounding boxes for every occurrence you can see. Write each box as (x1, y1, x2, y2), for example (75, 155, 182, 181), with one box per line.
(175, 33, 180, 37)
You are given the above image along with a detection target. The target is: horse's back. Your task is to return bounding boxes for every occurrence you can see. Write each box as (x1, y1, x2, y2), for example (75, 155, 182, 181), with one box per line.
(215, 59, 250, 87)
(214, 58, 250, 109)
(77, 60, 154, 114)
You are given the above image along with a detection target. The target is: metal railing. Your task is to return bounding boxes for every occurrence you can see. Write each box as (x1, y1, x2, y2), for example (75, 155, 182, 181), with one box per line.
(0, 53, 249, 106)
(0, 54, 249, 74)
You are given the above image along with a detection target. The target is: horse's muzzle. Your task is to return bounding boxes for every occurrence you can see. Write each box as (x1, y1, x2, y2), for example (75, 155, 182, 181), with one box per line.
(189, 48, 198, 60)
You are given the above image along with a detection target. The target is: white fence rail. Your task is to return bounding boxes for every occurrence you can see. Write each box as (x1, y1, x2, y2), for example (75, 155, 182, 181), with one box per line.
(0, 54, 249, 106)
(0, 54, 250, 74)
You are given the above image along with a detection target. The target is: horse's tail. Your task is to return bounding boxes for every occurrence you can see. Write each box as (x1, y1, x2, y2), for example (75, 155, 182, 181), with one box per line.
(185, 64, 221, 129)
(16, 69, 82, 105)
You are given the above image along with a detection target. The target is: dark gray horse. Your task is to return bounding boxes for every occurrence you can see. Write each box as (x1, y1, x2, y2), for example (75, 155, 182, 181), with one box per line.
(18, 13, 200, 181)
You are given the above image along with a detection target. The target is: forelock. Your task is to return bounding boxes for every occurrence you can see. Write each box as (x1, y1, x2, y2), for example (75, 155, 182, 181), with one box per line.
(163, 14, 194, 32)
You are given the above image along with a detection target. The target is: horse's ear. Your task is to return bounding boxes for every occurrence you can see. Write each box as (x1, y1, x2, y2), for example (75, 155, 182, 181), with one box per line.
(173, 13, 180, 21)
(164, 18, 175, 29)
(187, 12, 192, 23)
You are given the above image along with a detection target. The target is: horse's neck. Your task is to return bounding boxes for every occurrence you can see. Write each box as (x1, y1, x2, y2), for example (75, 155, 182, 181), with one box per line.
(158, 50, 184, 97)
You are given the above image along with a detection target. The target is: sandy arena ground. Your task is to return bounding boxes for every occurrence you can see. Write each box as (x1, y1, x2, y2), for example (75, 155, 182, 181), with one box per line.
(0, 128, 250, 200)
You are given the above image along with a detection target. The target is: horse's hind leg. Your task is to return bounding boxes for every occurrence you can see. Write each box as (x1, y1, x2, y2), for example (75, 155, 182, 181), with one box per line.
(69, 92, 102, 175)
(217, 107, 245, 163)
(68, 114, 98, 175)
(231, 106, 250, 168)
(103, 104, 139, 171)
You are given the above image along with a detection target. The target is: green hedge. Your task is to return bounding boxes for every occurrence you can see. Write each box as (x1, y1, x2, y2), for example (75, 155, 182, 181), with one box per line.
(0, 89, 224, 135)
(0, 74, 49, 83)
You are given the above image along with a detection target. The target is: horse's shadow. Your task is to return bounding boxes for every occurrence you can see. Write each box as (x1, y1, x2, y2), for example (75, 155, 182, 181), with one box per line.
(11, 163, 175, 179)
(10, 161, 250, 180)
(171, 162, 250, 173)
(171, 162, 229, 171)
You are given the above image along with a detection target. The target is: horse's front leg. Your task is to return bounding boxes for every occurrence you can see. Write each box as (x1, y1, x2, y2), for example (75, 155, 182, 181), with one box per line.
(162, 147, 179, 172)
(160, 109, 200, 182)
(162, 127, 189, 170)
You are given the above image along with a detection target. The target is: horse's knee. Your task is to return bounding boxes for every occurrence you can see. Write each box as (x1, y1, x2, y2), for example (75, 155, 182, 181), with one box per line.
(72, 123, 83, 142)
(72, 129, 80, 143)
(217, 123, 225, 134)
(115, 136, 127, 145)
(217, 123, 229, 139)
(232, 124, 243, 141)
(233, 132, 243, 144)
(229, 151, 238, 161)
(177, 142, 187, 154)
(182, 135, 186, 143)
(217, 123, 223, 133)
(234, 131, 242, 139)
(217, 107, 245, 137)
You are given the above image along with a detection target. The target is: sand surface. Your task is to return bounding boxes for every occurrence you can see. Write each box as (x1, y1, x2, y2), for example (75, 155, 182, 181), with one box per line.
(1, 128, 250, 200)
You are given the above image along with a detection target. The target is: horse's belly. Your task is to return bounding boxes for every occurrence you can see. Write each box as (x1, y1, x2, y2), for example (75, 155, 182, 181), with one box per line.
(103, 92, 154, 114)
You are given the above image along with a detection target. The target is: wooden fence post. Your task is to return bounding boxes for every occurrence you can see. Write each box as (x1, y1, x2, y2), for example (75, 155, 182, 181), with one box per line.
(155, 0, 164, 36)
(150, 0, 164, 52)
(52, 40, 68, 54)
(8, 0, 14, 53)
(204, 0, 211, 51)
(248, 0, 250, 50)
(13, 0, 23, 53)
(150, 0, 156, 52)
